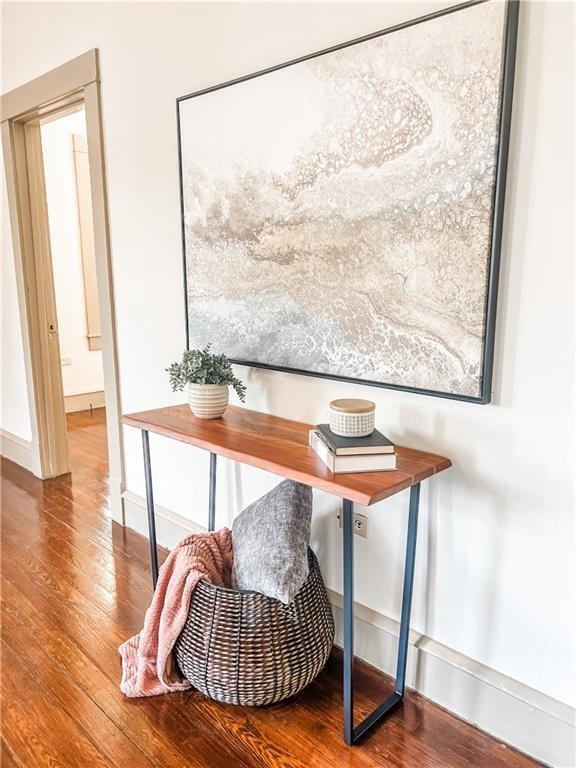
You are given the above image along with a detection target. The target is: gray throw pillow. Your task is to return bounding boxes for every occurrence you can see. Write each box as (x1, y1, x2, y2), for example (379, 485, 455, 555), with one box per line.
(232, 479, 312, 604)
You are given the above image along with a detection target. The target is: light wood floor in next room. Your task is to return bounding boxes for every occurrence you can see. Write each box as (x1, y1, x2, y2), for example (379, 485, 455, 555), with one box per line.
(1, 409, 543, 768)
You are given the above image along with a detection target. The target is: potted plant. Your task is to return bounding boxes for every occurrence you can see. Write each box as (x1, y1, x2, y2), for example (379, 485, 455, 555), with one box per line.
(167, 345, 246, 419)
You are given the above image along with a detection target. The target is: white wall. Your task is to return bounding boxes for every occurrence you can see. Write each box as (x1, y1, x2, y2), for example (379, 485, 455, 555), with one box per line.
(41, 108, 104, 397)
(2, 1, 574, 760)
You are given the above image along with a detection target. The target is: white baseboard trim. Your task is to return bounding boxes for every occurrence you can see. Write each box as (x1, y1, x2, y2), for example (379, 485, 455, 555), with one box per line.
(122, 491, 574, 768)
(329, 593, 574, 768)
(64, 390, 105, 413)
(0, 428, 41, 476)
(109, 475, 125, 526)
(123, 490, 205, 547)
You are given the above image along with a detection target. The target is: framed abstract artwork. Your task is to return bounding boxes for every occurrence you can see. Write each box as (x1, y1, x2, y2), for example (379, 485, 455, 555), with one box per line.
(177, 0, 519, 402)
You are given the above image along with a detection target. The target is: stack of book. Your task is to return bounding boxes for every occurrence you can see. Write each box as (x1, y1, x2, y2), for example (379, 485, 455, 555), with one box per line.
(309, 423, 396, 474)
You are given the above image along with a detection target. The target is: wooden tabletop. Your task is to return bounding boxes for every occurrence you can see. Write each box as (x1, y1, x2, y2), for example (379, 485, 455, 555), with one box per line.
(122, 405, 451, 506)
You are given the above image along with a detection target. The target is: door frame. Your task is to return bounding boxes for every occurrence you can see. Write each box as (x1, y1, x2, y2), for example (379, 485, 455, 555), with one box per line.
(1, 50, 125, 523)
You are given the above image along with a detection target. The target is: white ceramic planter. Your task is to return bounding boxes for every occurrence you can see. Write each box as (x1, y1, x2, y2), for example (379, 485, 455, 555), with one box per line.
(187, 383, 229, 419)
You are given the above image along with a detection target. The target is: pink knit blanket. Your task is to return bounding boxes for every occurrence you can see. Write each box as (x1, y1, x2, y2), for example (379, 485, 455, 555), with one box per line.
(119, 528, 233, 697)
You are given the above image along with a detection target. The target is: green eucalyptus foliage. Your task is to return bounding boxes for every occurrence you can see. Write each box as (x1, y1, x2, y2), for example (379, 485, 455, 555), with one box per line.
(166, 345, 246, 402)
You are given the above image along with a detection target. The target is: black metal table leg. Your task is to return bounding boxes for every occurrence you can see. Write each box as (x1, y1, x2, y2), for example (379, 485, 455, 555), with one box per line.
(208, 452, 217, 531)
(142, 429, 159, 588)
(342, 482, 421, 745)
(343, 498, 355, 745)
(395, 483, 420, 697)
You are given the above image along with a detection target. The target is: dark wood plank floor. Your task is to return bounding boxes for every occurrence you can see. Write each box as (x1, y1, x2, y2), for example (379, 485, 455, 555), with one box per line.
(1, 409, 542, 767)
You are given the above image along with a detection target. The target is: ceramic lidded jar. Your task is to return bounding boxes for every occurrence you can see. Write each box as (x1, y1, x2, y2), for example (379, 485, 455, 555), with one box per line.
(329, 399, 375, 437)
(187, 383, 229, 419)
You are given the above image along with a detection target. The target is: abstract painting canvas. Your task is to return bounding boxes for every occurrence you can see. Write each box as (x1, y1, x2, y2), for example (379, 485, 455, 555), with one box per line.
(178, 0, 517, 402)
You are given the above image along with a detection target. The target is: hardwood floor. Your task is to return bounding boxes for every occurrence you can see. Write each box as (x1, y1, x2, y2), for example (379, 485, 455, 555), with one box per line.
(1, 409, 542, 768)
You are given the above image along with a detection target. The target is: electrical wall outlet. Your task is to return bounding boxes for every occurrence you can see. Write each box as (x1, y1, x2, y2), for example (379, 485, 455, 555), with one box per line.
(337, 509, 368, 539)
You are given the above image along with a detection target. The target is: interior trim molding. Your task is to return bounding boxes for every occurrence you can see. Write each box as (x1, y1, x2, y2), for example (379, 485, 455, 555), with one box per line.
(64, 389, 106, 413)
(1, 50, 98, 122)
(122, 490, 574, 768)
(1, 49, 125, 519)
(123, 489, 205, 547)
(0, 428, 41, 475)
(329, 594, 573, 768)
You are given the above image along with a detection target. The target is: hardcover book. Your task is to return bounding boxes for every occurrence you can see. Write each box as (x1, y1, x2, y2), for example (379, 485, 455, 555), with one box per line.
(309, 430, 397, 474)
(316, 424, 395, 456)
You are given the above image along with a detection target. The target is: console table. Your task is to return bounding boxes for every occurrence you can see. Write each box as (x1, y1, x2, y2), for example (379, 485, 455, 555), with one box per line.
(122, 404, 451, 745)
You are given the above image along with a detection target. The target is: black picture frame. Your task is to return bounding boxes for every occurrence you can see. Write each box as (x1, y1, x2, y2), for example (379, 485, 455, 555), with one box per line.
(177, 0, 519, 404)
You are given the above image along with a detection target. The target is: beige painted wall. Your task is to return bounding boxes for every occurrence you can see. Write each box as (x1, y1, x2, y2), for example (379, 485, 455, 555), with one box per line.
(1, 2, 574, 758)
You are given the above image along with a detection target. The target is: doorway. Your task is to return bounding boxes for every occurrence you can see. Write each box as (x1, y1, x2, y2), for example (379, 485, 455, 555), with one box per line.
(40, 105, 107, 472)
(1, 51, 124, 523)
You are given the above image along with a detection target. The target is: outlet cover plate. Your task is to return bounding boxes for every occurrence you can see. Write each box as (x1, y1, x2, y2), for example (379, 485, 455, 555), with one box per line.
(338, 509, 368, 538)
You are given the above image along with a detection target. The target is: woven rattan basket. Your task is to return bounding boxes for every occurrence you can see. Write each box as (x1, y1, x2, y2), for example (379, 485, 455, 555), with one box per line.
(174, 548, 334, 706)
